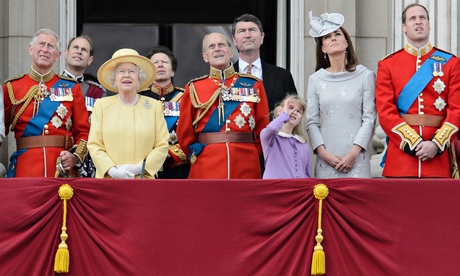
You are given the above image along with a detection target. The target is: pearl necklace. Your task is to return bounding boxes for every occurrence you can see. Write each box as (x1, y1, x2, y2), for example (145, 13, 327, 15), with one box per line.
(118, 94, 139, 106)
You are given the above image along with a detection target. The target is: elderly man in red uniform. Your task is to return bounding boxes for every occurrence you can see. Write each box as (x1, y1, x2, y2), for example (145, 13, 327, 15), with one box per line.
(376, 4, 460, 178)
(177, 32, 269, 179)
(2, 29, 90, 177)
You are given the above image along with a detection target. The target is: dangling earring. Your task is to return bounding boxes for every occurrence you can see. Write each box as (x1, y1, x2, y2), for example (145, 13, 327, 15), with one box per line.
(324, 53, 327, 59)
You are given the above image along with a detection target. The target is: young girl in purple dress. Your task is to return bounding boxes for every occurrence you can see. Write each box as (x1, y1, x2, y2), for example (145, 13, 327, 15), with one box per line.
(260, 95, 312, 179)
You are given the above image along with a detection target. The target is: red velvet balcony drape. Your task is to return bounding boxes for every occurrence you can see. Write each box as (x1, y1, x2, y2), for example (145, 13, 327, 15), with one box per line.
(0, 178, 459, 275)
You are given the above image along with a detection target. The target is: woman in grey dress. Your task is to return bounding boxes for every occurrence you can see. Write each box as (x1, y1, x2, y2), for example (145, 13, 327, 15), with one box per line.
(306, 11, 376, 178)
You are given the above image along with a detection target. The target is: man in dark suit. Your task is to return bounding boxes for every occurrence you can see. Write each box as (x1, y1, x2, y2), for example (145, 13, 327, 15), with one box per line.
(232, 13, 297, 113)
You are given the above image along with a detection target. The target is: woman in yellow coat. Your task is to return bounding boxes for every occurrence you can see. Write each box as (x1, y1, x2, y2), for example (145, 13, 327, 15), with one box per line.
(88, 48, 169, 179)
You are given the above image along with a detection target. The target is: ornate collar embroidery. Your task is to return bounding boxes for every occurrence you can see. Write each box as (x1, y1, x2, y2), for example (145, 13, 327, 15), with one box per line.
(405, 42, 433, 57)
(151, 82, 175, 96)
(209, 64, 236, 80)
(28, 67, 54, 83)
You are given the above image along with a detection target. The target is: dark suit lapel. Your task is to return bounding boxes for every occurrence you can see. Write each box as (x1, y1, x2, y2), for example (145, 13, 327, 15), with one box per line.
(233, 61, 239, 72)
(261, 61, 276, 101)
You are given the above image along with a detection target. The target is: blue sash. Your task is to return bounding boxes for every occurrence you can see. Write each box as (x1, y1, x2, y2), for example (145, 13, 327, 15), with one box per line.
(165, 117, 178, 132)
(164, 91, 181, 132)
(188, 76, 258, 158)
(8, 79, 75, 177)
(7, 97, 59, 177)
(397, 50, 452, 114)
(381, 50, 453, 168)
(202, 76, 257, 132)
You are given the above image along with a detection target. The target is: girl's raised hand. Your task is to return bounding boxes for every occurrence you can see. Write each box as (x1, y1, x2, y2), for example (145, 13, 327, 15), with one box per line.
(283, 98, 295, 115)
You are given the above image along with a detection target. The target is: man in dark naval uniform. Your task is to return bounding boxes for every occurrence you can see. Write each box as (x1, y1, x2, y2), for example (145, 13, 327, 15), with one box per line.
(63, 35, 106, 177)
(139, 46, 190, 179)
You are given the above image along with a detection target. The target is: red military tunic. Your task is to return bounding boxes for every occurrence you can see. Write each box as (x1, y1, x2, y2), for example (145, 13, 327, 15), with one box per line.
(3, 69, 90, 177)
(177, 66, 269, 179)
(376, 43, 460, 177)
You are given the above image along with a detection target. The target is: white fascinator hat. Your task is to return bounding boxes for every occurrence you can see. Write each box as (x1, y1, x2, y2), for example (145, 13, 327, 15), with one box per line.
(308, 11, 345, 39)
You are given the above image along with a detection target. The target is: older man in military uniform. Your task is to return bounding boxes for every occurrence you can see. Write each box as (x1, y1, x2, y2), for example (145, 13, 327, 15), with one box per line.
(376, 4, 460, 178)
(2, 29, 90, 177)
(177, 32, 269, 179)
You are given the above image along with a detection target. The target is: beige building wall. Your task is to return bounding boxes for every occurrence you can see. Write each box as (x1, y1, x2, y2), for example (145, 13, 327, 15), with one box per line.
(302, 0, 459, 95)
(0, 0, 459, 174)
(0, 0, 62, 173)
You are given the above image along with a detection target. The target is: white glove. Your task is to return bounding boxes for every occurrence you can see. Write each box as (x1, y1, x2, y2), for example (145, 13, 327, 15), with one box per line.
(116, 164, 142, 175)
(108, 167, 135, 179)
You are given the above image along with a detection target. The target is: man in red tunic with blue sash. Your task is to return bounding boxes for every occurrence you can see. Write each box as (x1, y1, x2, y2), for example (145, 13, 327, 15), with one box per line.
(177, 32, 269, 179)
(376, 4, 460, 177)
(2, 29, 90, 177)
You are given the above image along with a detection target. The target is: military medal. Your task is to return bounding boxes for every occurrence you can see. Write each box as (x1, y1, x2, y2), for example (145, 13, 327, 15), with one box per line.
(434, 97, 446, 111)
(438, 62, 444, 77)
(85, 96, 95, 111)
(432, 62, 445, 77)
(163, 101, 180, 116)
(164, 101, 171, 115)
(209, 76, 238, 102)
(433, 78, 446, 94)
(432, 63, 438, 77)
(33, 82, 48, 116)
(230, 87, 259, 103)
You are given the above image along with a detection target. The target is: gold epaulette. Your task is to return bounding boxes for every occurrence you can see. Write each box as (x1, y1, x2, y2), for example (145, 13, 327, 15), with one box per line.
(432, 122, 458, 151)
(187, 75, 208, 85)
(3, 74, 25, 84)
(58, 75, 77, 82)
(174, 86, 185, 92)
(392, 122, 422, 151)
(86, 80, 106, 91)
(381, 49, 404, 61)
(237, 72, 260, 81)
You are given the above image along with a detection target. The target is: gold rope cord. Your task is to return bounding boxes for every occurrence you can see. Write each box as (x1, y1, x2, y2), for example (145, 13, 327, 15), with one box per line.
(189, 82, 221, 127)
(7, 82, 40, 131)
(54, 184, 74, 273)
(311, 183, 329, 276)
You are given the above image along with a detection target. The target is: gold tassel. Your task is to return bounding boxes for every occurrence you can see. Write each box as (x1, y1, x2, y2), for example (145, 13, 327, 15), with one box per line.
(54, 184, 74, 273)
(311, 184, 329, 276)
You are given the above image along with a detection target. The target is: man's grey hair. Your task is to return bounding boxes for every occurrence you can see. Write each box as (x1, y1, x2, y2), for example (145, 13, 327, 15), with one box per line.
(29, 28, 61, 52)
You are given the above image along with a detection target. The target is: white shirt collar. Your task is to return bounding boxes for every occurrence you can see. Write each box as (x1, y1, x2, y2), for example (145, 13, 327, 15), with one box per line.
(277, 131, 306, 143)
(238, 58, 262, 79)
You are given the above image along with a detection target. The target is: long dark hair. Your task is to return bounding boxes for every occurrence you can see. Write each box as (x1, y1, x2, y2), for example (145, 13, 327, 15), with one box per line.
(314, 27, 358, 72)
